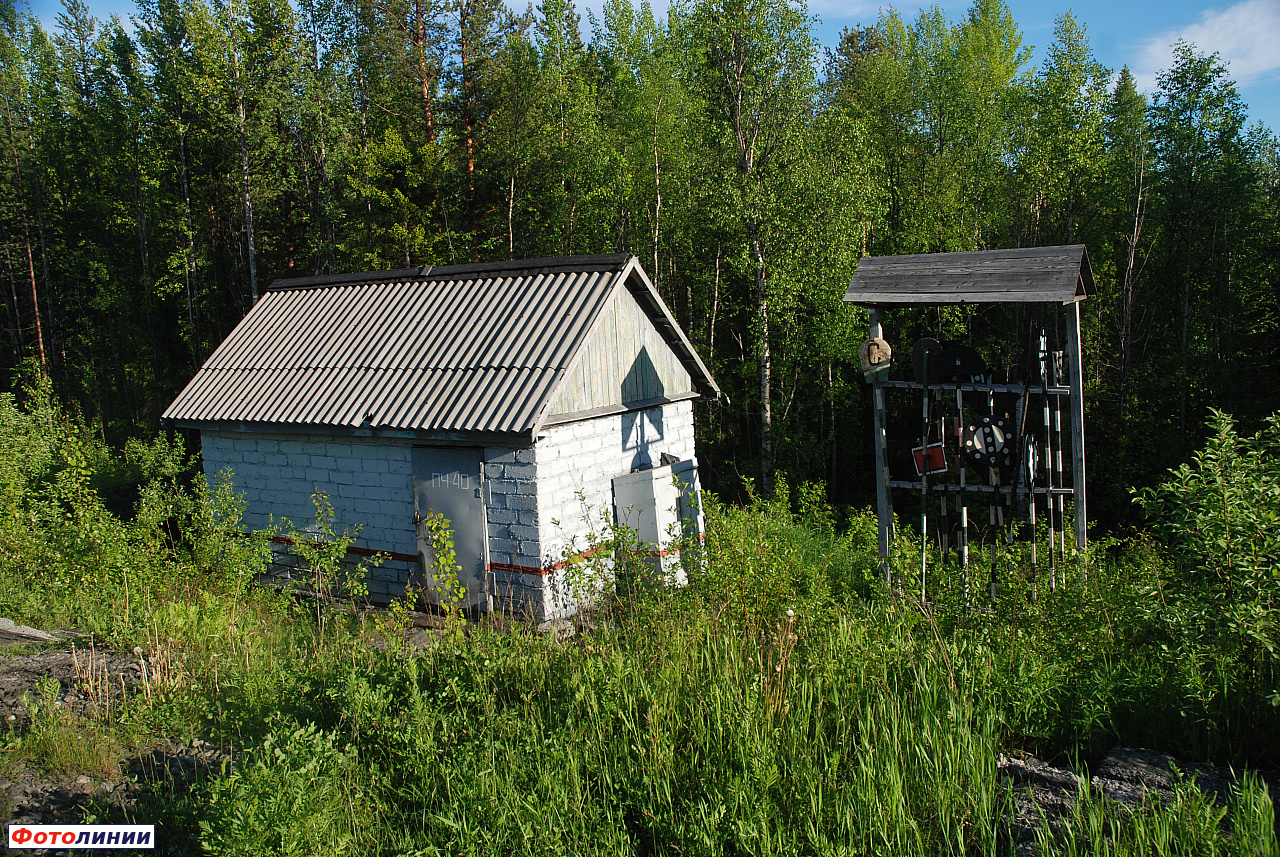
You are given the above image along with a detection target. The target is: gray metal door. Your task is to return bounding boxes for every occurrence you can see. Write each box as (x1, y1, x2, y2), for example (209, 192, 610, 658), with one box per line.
(412, 447, 490, 611)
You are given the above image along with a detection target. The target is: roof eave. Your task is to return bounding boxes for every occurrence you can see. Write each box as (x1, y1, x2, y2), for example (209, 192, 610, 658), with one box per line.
(170, 418, 534, 445)
(843, 244, 1097, 307)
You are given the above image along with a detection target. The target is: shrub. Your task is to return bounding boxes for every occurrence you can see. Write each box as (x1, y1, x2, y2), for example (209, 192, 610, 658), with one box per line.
(1135, 410, 1280, 661)
(200, 722, 373, 856)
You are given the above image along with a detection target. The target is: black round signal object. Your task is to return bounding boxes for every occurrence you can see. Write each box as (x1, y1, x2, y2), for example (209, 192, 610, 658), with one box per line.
(963, 414, 1014, 469)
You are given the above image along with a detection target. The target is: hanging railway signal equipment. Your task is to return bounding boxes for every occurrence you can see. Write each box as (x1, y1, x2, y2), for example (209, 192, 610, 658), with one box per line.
(845, 246, 1094, 604)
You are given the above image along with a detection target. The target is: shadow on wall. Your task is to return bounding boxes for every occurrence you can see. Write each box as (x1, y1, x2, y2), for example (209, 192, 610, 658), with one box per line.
(622, 346, 664, 472)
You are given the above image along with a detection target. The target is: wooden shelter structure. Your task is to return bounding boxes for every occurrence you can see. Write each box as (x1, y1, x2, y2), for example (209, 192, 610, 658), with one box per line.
(843, 246, 1095, 597)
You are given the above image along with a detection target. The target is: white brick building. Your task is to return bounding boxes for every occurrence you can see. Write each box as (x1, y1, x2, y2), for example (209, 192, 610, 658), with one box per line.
(163, 255, 718, 619)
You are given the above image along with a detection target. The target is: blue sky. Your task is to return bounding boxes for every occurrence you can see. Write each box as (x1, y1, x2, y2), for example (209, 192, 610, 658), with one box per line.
(20, 0, 1280, 132)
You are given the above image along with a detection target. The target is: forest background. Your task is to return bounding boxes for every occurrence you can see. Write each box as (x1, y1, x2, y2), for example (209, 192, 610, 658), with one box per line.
(1, 0, 1277, 526)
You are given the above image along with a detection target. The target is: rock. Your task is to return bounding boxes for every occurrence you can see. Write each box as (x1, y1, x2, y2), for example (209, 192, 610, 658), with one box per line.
(1000, 747, 1280, 856)
(73, 775, 90, 785)
(0, 618, 58, 643)
(1090, 746, 1237, 808)
(999, 753, 1083, 855)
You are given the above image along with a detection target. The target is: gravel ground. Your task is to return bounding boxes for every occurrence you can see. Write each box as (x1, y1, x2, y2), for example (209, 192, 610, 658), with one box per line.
(0, 626, 232, 854)
(0, 644, 142, 728)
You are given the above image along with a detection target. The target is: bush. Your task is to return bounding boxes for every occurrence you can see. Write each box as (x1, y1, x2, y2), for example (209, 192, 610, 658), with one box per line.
(200, 722, 373, 856)
(1135, 410, 1280, 663)
(694, 474, 881, 630)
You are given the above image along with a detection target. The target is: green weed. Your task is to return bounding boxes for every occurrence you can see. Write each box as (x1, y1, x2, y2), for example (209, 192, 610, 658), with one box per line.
(14, 677, 122, 779)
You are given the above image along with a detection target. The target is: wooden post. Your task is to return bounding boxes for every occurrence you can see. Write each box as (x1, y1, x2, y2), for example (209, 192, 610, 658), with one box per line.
(869, 307, 892, 585)
(1066, 300, 1087, 554)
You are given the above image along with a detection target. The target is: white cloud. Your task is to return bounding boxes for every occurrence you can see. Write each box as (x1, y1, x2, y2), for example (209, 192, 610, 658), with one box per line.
(1132, 0, 1280, 92)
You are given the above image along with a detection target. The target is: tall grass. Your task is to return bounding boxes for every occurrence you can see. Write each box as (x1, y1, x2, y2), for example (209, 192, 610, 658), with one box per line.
(329, 604, 1006, 855)
(0, 388, 1277, 854)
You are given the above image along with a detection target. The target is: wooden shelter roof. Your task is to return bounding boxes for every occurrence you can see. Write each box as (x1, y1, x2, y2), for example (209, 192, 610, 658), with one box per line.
(843, 245, 1096, 306)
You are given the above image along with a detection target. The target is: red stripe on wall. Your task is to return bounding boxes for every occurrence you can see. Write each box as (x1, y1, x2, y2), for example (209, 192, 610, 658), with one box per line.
(271, 533, 705, 577)
(269, 535, 419, 565)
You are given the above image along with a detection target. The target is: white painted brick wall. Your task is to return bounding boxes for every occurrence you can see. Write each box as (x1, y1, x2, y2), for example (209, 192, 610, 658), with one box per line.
(533, 400, 698, 619)
(199, 401, 698, 620)
(482, 444, 540, 576)
(199, 430, 418, 594)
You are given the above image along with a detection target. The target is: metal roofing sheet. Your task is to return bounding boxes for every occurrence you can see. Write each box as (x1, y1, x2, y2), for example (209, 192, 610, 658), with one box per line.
(843, 245, 1096, 306)
(163, 255, 715, 435)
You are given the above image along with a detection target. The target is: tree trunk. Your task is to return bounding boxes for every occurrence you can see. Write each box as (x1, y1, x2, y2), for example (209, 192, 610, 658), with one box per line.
(309, 15, 335, 271)
(234, 55, 260, 304)
(750, 223, 773, 498)
(3, 238, 24, 364)
(414, 0, 437, 140)
(178, 122, 202, 367)
(828, 362, 836, 485)
(652, 98, 662, 289)
(1120, 144, 1144, 386)
(3, 97, 46, 371)
(708, 244, 720, 368)
(134, 128, 162, 416)
(507, 172, 515, 258)
(24, 97, 56, 375)
(357, 85, 372, 252)
(31, 173, 54, 373)
(1179, 183, 1193, 446)
(459, 2, 477, 260)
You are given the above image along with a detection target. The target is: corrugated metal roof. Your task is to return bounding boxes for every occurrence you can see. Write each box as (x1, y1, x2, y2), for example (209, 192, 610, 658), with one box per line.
(163, 255, 718, 436)
(843, 245, 1096, 306)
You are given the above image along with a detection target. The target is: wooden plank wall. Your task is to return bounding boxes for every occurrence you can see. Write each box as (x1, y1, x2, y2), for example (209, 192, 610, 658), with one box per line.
(545, 287, 693, 417)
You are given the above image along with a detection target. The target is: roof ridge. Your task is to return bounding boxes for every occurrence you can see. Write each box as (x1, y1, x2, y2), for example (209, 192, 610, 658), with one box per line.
(268, 254, 634, 292)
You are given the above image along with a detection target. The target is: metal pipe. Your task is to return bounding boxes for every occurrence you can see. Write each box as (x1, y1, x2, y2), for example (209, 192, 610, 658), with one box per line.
(939, 401, 950, 561)
(956, 385, 969, 601)
(988, 389, 997, 601)
(1041, 330, 1056, 593)
(1052, 362, 1065, 571)
(920, 351, 930, 604)
(1029, 478, 1037, 601)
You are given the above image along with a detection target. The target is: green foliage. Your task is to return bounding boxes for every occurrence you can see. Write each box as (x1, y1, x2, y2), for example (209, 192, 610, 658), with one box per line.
(1036, 773, 1278, 856)
(419, 509, 468, 634)
(284, 491, 374, 606)
(14, 676, 122, 778)
(694, 474, 881, 628)
(0, 380, 272, 639)
(555, 490, 653, 611)
(200, 722, 373, 856)
(0, 394, 1275, 853)
(1135, 410, 1280, 660)
(2, 0, 1279, 518)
